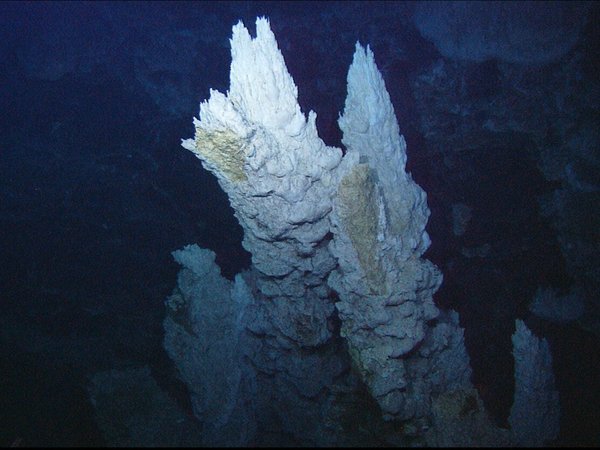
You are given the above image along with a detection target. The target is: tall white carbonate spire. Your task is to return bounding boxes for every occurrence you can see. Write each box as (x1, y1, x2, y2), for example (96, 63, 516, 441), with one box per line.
(170, 17, 475, 444)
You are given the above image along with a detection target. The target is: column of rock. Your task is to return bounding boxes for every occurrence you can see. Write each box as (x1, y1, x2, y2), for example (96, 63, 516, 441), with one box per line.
(181, 18, 348, 443)
(328, 43, 472, 426)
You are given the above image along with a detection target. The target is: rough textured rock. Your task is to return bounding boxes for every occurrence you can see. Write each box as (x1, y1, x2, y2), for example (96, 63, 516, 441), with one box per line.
(509, 319, 560, 446)
(180, 18, 349, 443)
(329, 43, 472, 421)
(163, 245, 256, 446)
(173, 16, 472, 442)
(426, 321, 562, 447)
(181, 18, 343, 348)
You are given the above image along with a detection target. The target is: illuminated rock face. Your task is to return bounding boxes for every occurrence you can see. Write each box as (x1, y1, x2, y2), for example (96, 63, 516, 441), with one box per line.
(178, 19, 351, 444)
(169, 17, 472, 443)
(329, 43, 472, 421)
(181, 18, 343, 349)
